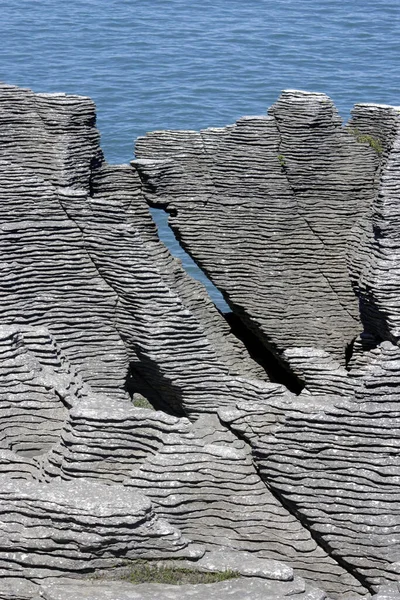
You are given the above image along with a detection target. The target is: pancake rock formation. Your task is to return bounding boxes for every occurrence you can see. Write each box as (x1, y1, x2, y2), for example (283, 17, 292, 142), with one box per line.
(0, 82, 399, 600)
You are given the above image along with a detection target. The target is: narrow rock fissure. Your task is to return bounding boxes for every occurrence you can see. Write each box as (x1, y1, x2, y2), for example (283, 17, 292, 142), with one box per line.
(149, 206, 231, 314)
(150, 206, 304, 393)
(345, 336, 357, 369)
(225, 312, 304, 394)
(126, 360, 186, 418)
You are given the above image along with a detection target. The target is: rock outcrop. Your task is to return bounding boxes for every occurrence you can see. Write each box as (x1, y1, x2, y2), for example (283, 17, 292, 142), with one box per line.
(133, 91, 379, 371)
(1, 81, 400, 600)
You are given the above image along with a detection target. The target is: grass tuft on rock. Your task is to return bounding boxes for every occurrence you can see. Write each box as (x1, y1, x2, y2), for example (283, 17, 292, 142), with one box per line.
(348, 127, 383, 154)
(132, 394, 155, 410)
(122, 561, 239, 585)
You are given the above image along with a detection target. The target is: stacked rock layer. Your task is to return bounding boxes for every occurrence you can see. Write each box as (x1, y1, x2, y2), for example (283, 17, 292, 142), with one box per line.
(134, 91, 379, 368)
(0, 82, 400, 600)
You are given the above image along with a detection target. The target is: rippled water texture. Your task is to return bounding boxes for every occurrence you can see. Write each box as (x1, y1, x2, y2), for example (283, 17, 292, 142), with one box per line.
(1, 0, 400, 309)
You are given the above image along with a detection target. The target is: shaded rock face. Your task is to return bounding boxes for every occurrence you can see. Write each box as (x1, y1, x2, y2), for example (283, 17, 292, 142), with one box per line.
(134, 90, 379, 370)
(1, 81, 400, 600)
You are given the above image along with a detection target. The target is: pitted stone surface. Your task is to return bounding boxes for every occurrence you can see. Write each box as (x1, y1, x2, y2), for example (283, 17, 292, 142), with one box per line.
(371, 583, 400, 600)
(0, 579, 38, 600)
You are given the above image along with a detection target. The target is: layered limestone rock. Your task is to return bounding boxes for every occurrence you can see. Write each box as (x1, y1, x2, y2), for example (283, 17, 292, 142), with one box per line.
(2, 81, 400, 600)
(0, 82, 262, 411)
(0, 478, 196, 578)
(213, 103, 400, 594)
(132, 93, 400, 598)
(43, 398, 192, 483)
(0, 82, 269, 594)
(220, 341, 400, 591)
(349, 105, 400, 343)
(126, 413, 365, 597)
(0, 326, 71, 457)
(133, 90, 379, 370)
(33, 575, 327, 600)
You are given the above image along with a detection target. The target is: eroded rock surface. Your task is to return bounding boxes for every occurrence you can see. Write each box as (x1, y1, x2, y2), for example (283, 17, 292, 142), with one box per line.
(133, 91, 378, 369)
(34, 576, 327, 600)
(1, 82, 400, 600)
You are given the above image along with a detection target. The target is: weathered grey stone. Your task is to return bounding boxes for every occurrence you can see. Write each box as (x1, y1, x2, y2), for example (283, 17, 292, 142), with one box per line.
(36, 576, 327, 600)
(43, 396, 192, 483)
(176, 548, 294, 580)
(3, 81, 400, 600)
(133, 90, 377, 368)
(0, 578, 38, 600)
(372, 583, 400, 600)
(0, 478, 198, 578)
(348, 105, 400, 344)
(126, 413, 367, 597)
(220, 340, 400, 592)
(0, 81, 262, 416)
(0, 325, 82, 459)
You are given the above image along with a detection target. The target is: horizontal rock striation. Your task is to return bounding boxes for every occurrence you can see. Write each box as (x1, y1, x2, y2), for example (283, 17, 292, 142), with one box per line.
(0, 478, 195, 579)
(0, 82, 272, 594)
(35, 576, 328, 600)
(43, 398, 192, 483)
(0, 82, 262, 413)
(133, 90, 378, 370)
(0, 325, 71, 457)
(348, 104, 400, 344)
(221, 339, 400, 591)
(2, 82, 400, 600)
(127, 413, 366, 597)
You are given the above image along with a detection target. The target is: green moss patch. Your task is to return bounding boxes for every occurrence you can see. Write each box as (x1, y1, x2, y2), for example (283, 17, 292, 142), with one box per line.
(122, 561, 239, 585)
(348, 127, 383, 154)
(132, 394, 155, 409)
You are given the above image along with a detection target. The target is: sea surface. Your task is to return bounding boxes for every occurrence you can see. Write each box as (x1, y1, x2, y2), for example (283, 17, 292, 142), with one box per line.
(1, 0, 400, 311)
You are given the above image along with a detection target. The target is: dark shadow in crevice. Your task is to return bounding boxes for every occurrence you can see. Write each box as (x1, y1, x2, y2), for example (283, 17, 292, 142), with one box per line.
(225, 313, 304, 394)
(346, 327, 384, 372)
(148, 205, 305, 395)
(125, 358, 187, 418)
(345, 336, 356, 369)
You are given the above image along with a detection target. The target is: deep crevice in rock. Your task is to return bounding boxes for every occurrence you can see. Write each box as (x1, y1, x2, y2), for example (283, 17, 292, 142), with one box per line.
(127, 359, 187, 418)
(149, 206, 231, 314)
(261, 468, 372, 594)
(148, 205, 304, 393)
(345, 336, 356, 369)
(224, 312, 304, 394)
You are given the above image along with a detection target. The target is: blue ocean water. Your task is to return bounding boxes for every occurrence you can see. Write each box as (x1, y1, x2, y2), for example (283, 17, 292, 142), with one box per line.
(1, 0, 400, 310)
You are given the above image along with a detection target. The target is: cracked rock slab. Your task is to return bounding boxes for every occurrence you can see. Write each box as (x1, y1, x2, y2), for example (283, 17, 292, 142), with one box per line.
(126, 413, 367, 598)
(221, 340, 400, 592)
(0, 81, 262, 414)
